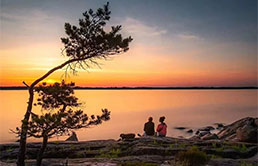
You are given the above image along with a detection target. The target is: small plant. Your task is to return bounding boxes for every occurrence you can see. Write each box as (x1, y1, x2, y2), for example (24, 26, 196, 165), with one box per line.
(98, 148, 121, 158)
(150, 139, 165, 147)
(178, 143, 187, 149)
(215, 147, 224, 152)
(212, 142, 217, 148)
(69, 144, 76, 150)
(232, 144, 248, 153)
(212, 142, 225, 153)
(110, 148, 121, 157)
(53, 141, 60, 145)
(169, 143, 174, 149)
(210, 154, 222, 159)
(5, 148, 13, 153)
(191, 145, 199, 150)
(176, 146, 209, 166)
(153, 140, 158, 145)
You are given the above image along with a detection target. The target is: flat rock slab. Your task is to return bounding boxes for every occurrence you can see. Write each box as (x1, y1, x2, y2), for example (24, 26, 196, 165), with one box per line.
(1, 157, 257, 166)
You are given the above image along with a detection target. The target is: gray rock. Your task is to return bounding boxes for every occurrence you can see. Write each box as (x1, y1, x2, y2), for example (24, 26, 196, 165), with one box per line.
(197, 131, 211, 137)
(214, 123, 225, 129)
(236, 124, 257, 143)
(195, 126, 215, 136)
(199, 126, 215, 131)
(201, 133, 218, 140)
(65, 131, 78, 141)
(120, 133, 135, 141)
(174, 127, 187, 130)
(217, 117, 258, 143)
(189, 135, 201, 141)
(186, 129, 193, 133)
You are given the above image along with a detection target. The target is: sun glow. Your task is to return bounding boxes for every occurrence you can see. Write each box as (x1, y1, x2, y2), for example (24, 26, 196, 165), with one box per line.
(42, 79, 59, 85)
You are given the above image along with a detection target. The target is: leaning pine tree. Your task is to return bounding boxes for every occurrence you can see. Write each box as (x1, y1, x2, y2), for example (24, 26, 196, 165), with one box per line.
(13, 82, 110, 166)
(17, 3, 132, 166)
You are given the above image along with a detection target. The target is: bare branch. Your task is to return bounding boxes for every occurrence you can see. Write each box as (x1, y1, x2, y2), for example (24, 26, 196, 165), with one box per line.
(22, 81, 29, 88)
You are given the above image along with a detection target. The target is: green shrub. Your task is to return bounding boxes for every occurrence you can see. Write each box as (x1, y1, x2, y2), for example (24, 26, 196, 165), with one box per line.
(152, 140, 158, 145)
(5, 148, 13, 153)
(212, 142, 225, 152)
(169, 143, 174, 149)
(97, 148, 121, 158)
(210, 154, 222, 159)
(215, 147, 224, 152)
(232, 144, 248, 153)
(178, 143, 187, 149)
(212, 142, 217, 148)
(176, 146, 209, 166)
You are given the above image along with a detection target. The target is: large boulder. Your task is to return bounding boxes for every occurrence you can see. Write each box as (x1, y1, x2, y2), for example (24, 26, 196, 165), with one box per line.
(217, 117, 257, 143)
(236, 124, 257, 143)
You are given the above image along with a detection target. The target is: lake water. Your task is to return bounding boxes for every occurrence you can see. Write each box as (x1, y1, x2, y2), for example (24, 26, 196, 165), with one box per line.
(0, 90, 257, 143)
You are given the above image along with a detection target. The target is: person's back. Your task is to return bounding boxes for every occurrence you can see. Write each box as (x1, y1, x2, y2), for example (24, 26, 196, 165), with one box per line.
(144, 117, 155, 136)
(157, 123, 167, 137)
(156, 116, 167, 137)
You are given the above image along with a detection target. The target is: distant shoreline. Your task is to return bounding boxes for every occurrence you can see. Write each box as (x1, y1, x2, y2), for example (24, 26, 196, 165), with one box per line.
(0, 86, 257, 90)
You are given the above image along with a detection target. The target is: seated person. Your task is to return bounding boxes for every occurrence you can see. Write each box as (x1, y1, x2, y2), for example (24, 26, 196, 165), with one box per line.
(156, 116, 167, 137)
(144, 117, 155, 136)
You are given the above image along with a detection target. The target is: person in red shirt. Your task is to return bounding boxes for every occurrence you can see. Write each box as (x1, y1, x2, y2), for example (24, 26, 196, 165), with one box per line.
(156, 116, 167, 137)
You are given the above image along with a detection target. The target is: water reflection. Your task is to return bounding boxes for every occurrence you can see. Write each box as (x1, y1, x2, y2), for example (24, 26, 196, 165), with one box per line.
(0, 90, 257, 143)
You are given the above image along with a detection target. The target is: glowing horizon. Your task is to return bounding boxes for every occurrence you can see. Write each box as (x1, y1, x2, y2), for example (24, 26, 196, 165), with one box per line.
(0, 0, 257, 87)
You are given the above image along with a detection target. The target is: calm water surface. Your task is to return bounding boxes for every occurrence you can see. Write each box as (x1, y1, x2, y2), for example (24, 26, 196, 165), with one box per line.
(0, 90, 257, 143)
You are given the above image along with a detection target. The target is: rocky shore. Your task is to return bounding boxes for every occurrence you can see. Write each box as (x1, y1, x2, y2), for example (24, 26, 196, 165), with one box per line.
(0, 117, 257, 166)
(188, 117, 258, 143)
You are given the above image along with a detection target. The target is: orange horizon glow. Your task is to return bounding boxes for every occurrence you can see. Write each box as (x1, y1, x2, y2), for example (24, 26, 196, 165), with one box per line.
(0, 43, 257, 87)
(0, 65, 257, 87)
(0, 47, 257, 87)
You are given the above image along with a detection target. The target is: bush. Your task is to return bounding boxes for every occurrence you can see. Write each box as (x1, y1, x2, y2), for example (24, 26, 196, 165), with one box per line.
(232, 144, 248, 153)
(98, 148, 121, 158)
(176, 146, 209, 166)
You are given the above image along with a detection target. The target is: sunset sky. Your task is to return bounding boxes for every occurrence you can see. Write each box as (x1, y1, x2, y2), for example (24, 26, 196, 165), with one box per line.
(0, 0, 257, 87)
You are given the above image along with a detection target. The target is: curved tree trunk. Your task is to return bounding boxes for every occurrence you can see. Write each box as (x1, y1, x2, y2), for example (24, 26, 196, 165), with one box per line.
(16, 57, 89, 166)
(36, 135, 48, 166)
(16, 88, 34, 166)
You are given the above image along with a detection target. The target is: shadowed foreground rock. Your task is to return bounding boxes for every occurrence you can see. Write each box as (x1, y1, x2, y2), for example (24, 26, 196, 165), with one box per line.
(0, 136, 257, 166)
(1, 157, 258, 166)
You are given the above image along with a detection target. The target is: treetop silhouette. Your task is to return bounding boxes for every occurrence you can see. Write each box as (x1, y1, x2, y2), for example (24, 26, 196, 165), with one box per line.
(61, 2, 133, 73)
